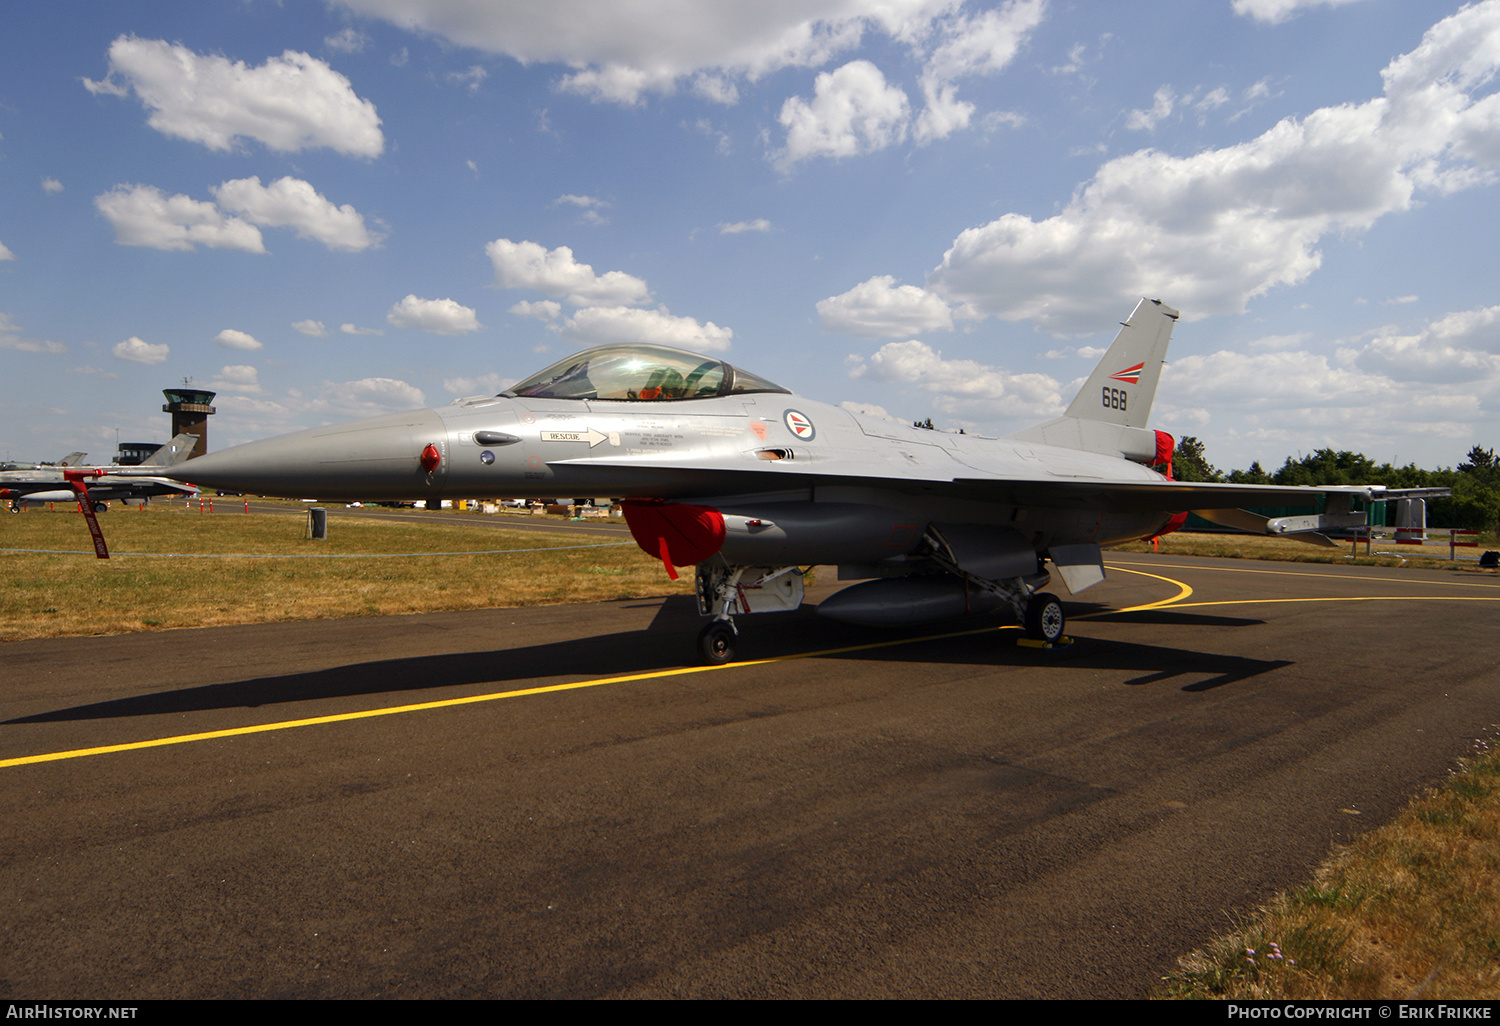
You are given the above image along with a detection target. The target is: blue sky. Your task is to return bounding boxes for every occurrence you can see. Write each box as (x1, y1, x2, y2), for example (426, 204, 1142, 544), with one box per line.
(4, 0, 1500, 473)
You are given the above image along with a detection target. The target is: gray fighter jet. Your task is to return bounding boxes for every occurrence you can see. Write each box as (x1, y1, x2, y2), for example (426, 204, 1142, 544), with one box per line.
(4, 435, 199, 557)
(159, 300, 1429, 662)
(1, 451, 89, 471)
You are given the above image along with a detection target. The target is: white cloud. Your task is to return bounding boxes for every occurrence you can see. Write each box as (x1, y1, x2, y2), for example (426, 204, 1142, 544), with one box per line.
(212, 176, 380, 251)
(847, 339, 1064, 420)
(486, 238, 651, 306)
(924, 3, 1500, 333)
(839, 400, 901, 422)
(509, 300, 562, 322)
(84, 36, 383, 157)
(292, 320, 330, 337)
(325, 28, 371, 54)
(850, 339, 1011, 396)
(449, 64, 488, 92)
(0, 240, 14, 261)
(333, 0, 959, 105)
(1040, 345, 1106, 360)
(1353, 305, 1500, 384)
(209, 364, 263, 394)
(315, 378, 426, 417)
(444, 372, 514, 396)
(1149, 320, 1495, 464)
(558, 305, 733, 352)
(913, 0, 1045, 143)
(340, 323, 384, 335)
(1232, 0, 1368, 26)
(112, 336, 170, 364)
(817, 275, 954, 337)
(553, 194, 610, 225)
(386, 295, 482, 335)
(0, 313, 66, 354)
(41, 177, 63, 194)
(218, 379, 425, 433)
(96, 179, 376, 254)
(913, 80, 973, 145)
(1125, 85, 1175, 132)
(778, 60, 910, 167)
(718, 218, 772, 234)
(214, 329, 263, 351)
(94, 185, 265, 252)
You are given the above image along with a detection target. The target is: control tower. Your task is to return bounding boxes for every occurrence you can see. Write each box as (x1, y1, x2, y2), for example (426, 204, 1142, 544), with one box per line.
(162, 386, 216, 460)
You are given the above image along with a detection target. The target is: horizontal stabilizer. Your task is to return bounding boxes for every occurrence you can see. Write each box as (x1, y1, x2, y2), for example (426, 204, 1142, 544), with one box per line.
(1193, 507, 1344, 548)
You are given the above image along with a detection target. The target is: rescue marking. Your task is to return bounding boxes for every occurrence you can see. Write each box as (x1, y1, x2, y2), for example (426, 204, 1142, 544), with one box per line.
(541, 427, 612, 448)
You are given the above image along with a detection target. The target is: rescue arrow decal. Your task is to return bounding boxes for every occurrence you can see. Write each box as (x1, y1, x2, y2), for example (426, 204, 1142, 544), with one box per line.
(1109, 363, 1144, 385)
(541, 427, 615, 448)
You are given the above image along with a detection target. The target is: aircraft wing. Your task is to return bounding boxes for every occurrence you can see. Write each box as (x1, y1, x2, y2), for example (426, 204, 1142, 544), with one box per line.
(544, 450, 1380, 508)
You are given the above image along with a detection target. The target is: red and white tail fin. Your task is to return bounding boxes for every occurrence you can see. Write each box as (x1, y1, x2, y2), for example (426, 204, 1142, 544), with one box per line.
(1008, 298, 1178, 461)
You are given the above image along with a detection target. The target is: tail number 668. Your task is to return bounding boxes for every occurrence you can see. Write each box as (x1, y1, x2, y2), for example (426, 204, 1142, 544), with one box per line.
(1102, 386, 1128, 411)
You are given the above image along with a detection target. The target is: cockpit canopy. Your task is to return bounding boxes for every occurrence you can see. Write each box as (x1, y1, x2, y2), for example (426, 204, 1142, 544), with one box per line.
(506, 344, 790, 402)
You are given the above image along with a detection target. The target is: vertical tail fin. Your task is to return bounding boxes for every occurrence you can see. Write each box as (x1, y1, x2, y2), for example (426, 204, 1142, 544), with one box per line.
(1064, 298, 1178, 429)
(1008, 298, 1178, 460)
(140, 433, 199, 467)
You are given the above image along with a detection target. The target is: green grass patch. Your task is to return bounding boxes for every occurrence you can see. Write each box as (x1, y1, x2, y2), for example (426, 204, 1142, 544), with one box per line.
(0, 504, 688, 641)
(1160, 732, 1500, 1000)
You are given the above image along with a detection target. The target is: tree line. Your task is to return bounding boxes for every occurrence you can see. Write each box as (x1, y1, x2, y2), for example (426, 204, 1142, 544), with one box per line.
(1169, 440, 1500, 531)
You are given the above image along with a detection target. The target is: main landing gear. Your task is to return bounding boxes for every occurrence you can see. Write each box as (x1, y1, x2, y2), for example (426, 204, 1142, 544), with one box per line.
(1023, 592, 1067, 644)
(694, 564, 805, 665)
(689, 563, 1068, 664)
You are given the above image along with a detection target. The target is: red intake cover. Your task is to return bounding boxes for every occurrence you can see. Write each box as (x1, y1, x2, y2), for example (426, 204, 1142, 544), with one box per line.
(1153, 429, 1175, 475)
(1156, 511, 1189, 538)
(621, 500, 726, 580)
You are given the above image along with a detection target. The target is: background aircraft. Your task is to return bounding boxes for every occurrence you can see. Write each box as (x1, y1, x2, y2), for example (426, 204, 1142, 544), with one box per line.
(1, 451, 88, 472)
(156, 299, 1437, 663)
(3, 434, 198, 509)
(3, 435, 199, 558)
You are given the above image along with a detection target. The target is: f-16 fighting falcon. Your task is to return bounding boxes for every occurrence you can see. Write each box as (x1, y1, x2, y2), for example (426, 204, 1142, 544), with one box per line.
(154, 299, 1439, 663)
(3, 434, 200, 558)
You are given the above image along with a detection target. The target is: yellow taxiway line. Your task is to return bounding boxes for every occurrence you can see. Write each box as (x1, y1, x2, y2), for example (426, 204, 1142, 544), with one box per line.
(0, 623, 1022, 771)
(7, 561, 1494, 771)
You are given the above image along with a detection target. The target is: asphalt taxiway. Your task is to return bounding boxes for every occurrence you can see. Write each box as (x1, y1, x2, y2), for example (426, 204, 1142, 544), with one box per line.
(2, 554, 1498, 998)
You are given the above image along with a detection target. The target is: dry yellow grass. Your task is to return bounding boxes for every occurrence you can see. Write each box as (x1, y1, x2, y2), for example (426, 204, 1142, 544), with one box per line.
(0, 504, 689, 641)
(1115, 529, 1496, 567)
(1161, 732, 1500, 1000)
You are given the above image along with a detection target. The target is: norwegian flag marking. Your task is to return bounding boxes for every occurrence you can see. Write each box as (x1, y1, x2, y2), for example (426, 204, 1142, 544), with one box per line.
(784, 409, 815, 440)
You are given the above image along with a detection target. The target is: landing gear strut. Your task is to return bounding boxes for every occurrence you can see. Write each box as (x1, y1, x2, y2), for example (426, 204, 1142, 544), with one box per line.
(693, 564, 805, 665)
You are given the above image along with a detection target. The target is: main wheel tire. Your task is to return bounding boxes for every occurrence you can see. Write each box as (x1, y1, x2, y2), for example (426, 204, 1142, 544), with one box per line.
(1024, 593, 1065, 642)
(698, 622, 737, 665)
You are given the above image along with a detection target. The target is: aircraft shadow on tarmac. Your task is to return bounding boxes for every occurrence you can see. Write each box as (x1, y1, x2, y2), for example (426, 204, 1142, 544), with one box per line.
(7, 598, 1291, 725)
(1074, 606, 1266, 629)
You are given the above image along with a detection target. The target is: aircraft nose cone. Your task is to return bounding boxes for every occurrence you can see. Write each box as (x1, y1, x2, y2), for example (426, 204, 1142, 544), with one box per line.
(169, 408, 449, 500)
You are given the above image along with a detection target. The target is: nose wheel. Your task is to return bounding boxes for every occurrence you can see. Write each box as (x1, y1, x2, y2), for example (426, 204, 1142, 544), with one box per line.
(698, 621, 737, 665)
(1024, 592, 1066, 643)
